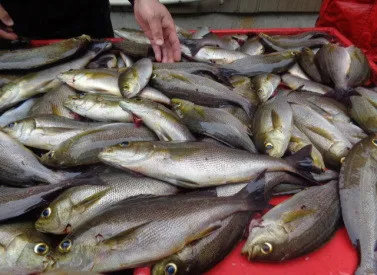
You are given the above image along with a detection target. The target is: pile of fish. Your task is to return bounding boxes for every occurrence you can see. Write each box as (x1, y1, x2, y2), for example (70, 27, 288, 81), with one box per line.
(0, 27, 375, 275)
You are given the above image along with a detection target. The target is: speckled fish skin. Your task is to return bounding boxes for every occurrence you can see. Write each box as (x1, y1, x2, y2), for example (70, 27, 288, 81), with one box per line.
(346, 45, 371, 87)
(172, 98, 256, 152)
(118, 58, 153, 98)
(220, 50, 299, 77)
(298, 48, 322, 83)
(240, 37, 265, 56)
(0, 222, 53, 273)
(289, 125, 325, 171)
(150, 69, 255, 117)
(0, 35, 91, 70)
(45, 177, 267, 272)
(99, 141, 312, 188)
(282, 73, 333, 95)
(315, 43, 351, 91)
(251, 74, 281, 103)
(192, 46, 249, 64)
(120, 98, 195, 141)
(35, 171, 179, 234)
(291, 103, 351, 168)
(0, 42, 111, 112)
(258, 33, 329, 52)
(0, 98, 38, 127)
(58, 68, 121, 96)
(350, 87, 377, 133)
(242, 180, 340, 262)
(29, 84, 77, 119)
(0, 131, 78, 185)
(2, 117, 87, 150)
(286, 91, 350, 123)
(40, 123, 157, 168)
(253, 91, 293, 158)
(339, 135, 377, 275)
(64, 93, 133, 122)
(152, 212, 250, 275)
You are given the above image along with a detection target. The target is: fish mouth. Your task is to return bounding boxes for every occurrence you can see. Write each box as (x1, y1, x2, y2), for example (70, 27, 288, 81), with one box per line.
(43, 255, 57, 271)
(241, 245, 258, 261)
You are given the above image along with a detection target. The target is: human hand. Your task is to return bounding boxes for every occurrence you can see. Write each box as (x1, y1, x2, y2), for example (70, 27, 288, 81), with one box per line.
(134, 0, 181, 63)
(0, 4, 17, 40)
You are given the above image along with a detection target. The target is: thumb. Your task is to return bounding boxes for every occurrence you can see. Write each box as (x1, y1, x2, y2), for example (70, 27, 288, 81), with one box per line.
(0, 4, 13, 26)
(148, 16, 164, 46)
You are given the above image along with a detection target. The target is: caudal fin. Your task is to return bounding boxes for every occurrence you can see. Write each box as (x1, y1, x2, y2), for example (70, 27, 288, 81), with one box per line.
(179, 38, 202, 56)
(234, 171, 269, 211)
(284, 145, 314, 172)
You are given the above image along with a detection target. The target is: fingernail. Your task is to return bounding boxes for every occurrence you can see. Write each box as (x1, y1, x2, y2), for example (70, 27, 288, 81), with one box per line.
(156, 39, 163, 46)
(5, 18, 14, 26)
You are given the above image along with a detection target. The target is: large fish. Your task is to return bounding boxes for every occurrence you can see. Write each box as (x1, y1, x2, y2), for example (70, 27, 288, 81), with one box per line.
(172, 98, 255, 152)
(242, 180, 340, 261)
(0, 35, 90, 70)
(0, 41, 111, 112)
(45, 175, 268, 272)
(99, 141, 314, 188)
(64, 93, 133, 122)
(339, 135, 377, 275)
(120, 98, 195, 141)
(0, 222, 53, 273)
(35, 171, 179, 234)
(152, 212, 250, 275)
(0, 131, 78, 185)
(150, 69, 255, 117)
(253, 91, 293, 158)
(40, 123, 157, 168)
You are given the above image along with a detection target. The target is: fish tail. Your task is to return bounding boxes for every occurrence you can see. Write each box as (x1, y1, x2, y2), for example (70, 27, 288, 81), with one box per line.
(240, 100, 256, 119)
(234, 170, 269, 211)
(218, 67, 239, 79)
(89, 41, 112, 55)
(327, 87, 359, 105)
(180, 38, 202, 56)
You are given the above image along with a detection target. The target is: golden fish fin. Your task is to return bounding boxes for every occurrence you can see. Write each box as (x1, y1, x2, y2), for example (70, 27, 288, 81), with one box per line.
(73, 188, 111, 213)
(282, 208, 316, 224)
(307, 126, 334, 140)
(271, 109, 283, 130)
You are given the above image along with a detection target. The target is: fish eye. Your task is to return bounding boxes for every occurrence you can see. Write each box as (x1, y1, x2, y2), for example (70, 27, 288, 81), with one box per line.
(372, 139, 377, 147)
(78, 92, 86, 97)
(59, 239, 72, 253)
(40, 207, 51, 218)
(47, 151, 55, 159)
(120, 141, 130, 147)
(34, 243, 49, 255)
(340, 157, 346, 164)
(261, 242, 273, 255)
(6, 122, 16, 128)
(165, 263, 178, 275)
(257, 89, 264, 94)
(265, 142, 274, 150)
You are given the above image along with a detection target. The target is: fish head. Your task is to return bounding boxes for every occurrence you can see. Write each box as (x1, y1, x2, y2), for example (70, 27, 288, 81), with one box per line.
(171, 98, 195, 118)
(2, 118, 35, 140)
(119, 67, 140, 97)
(262, 131, 287, 158)
(282, 50, 301, 60)
(242, 223, 289, 262)
(99, 141, 155, 166)
(35, 190, 76, 234)
(256, 81, 274, 103)
(58, 71, 79, 86)
(2, 229, 52, 273)
(40, 147, 68, 168)
(152, 255, 188, 275)
(45, 237, 95, 272)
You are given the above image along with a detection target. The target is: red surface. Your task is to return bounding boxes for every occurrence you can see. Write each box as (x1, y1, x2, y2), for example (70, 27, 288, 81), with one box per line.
(31, 28, 364, 275)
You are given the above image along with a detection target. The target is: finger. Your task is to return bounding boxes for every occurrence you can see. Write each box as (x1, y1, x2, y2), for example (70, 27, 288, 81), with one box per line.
(151, 43, 162, 62)
(0, 29, 17, 40)
(0, 5, 13, 26)
(162, 44, 168, 63)
(168, 31, 181, 61)
(164, 40, 174, 63)
(148, 16, 164, 46)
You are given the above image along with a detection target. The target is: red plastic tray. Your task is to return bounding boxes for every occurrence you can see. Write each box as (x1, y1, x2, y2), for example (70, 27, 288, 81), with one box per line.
(30, 28, 363, 275)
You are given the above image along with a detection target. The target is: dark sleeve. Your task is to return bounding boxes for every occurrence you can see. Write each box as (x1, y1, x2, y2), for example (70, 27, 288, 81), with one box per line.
(128, 0, 135, 6)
